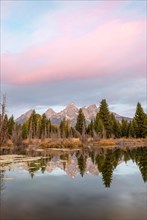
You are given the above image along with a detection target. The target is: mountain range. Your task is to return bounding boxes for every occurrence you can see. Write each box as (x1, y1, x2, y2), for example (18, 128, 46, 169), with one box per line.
(15, 103, 131, 125)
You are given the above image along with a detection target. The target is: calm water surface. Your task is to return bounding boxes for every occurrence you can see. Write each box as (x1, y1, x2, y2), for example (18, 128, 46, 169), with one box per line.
(0, 147, 147, 220)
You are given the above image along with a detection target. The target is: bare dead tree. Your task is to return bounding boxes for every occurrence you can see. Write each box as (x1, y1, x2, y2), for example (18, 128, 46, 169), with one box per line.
(0, 94, 8, 146)
(12, 124, 22, 147)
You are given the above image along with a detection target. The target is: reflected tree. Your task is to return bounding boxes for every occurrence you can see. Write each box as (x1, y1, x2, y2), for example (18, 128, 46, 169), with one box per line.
(5, 147, 146, 185)
(27, 159, 42, 178)
(0, 170, 5, 191)
(133, 147, 147, 182)
(101, 150, 114, 187)
(77, 153, 87, 177)
(95, 153, 105, 172)
(89, 150, 95, 164)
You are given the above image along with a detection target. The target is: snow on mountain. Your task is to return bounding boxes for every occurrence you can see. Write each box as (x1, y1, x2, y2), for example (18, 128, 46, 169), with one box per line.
(15, 103, 131, 125)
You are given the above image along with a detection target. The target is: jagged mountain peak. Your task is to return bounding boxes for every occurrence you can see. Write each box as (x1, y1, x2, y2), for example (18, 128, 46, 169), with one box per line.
(18, 109, 33, 118)
(82, 104, 97, 109)
(15, 103, 131, 125)
(25, 109, 33, 114)
(46, 108, 55, 113)
(15, 109, 33, 124)
(88, 104, 98, 109)
(65, 103, 78, 109)
(45, 108, 56, 119)
(59, 103, 78, 118)
(82, 104, 99, 122)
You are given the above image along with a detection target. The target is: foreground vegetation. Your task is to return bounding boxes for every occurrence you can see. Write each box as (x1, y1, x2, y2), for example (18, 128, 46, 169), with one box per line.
(0, 96, 147, 149)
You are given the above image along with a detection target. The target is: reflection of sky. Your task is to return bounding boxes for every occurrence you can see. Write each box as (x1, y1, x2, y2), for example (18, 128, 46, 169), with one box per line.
(48, 168, 66, 176)
(1, 160, 146, 220)
(38, 160, 142, 178)
(113, 161, 140, 175)
(2, 160, 142, 178)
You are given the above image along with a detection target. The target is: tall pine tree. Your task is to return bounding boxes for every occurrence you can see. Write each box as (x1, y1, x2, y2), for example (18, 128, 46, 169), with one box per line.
(134, 102, 145, 138)
(99, 99, 111, 138)
(75, 108, 86, 135)
(94, 113, 103, 137)
(8, 115, 15, 139)
(142, 114, 147, 137)
(121, 118, 129, 137)
(110, 113, 121, 138)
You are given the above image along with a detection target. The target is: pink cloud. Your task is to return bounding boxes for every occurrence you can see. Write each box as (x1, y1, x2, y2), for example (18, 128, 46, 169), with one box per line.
(1, 19, 146, 85)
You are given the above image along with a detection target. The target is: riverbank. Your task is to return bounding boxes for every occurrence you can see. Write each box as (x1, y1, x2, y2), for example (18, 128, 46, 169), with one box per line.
(1, 138, 147, 153)
(90, 138, 147, 148)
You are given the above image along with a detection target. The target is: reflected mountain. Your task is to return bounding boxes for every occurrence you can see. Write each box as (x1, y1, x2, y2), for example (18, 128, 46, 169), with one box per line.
(0, 147, 147, 188)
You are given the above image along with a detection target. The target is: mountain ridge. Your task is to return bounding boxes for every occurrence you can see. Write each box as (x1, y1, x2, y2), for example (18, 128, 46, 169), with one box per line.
(15, 103, 131, 125)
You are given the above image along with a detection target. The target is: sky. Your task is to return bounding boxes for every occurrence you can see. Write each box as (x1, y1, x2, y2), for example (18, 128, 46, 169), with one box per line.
(1, 0, 146, 119)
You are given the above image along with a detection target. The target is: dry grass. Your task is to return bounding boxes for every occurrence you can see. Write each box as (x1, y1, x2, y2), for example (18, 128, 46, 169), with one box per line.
(117, 138, 146, 143)
(2, 139, 14, 148)
(93, 139, 116, 147)
(115, 138, 147, 147)
(39, 138, 83, 149)
(22, 138, 41, 145)
(92, 138, 147, 148)
(2, 137, 147, 151)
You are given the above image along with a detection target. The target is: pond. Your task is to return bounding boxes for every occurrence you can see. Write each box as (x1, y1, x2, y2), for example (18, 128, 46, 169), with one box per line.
(0, 147, 147, 220)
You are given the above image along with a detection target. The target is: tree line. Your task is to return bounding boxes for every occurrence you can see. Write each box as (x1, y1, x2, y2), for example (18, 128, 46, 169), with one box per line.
(0, 98, 147, 146)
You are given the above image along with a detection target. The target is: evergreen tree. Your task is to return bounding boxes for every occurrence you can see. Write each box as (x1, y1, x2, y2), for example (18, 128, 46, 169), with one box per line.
(8, 115, 15, 139)
(94, 113, 103, 137)
(128, 120, 136, 138)
(60, 118, 67, 138)
(46, 119, 51, 138)
(123, 149, 131, 163)
(22, 123, 28, 139)
(40, 113, 48, 139)
(142, 114, 147, 137)
(77, 154, 86, 177)
(87, 120, 94, 137)
(60, 118, 71, 138)
(113, 148, 123, 167)
(28, 110, 35, 139)
(121, 118, 129, 137)
(75, 108, 86, 135)
(110, 113, 121, 138)
(27, 110, 42, 139)
(99, 99, 112, 138)
(134, 147, 147, 182)
(101, 150, 114, 187)
(27, 160, 41, 178)
(95, 153, 105, 172)
(134, 102, 145, 138)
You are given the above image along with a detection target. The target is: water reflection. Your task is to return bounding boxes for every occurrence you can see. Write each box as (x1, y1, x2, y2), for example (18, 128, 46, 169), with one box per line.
(1, 147, 147, 188)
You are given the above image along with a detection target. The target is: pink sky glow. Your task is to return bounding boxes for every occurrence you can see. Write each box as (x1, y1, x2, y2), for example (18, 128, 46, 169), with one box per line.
(1, 1, 146, 118)
(2, 19, 145, 84)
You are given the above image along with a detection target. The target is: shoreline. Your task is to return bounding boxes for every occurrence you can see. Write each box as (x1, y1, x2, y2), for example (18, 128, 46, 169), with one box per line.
(1, 138, 147, 153)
